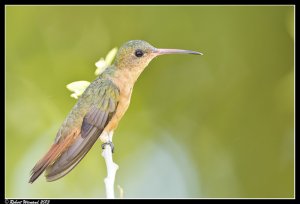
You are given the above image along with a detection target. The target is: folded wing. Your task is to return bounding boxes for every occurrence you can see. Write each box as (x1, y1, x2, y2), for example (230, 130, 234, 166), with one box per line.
(29, 80, 119, 183)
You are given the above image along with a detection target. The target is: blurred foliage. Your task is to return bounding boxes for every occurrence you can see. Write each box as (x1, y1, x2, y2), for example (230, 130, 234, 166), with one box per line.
(66, 80, 91, 99)
(94, 47, 118, 75)
(65, 47, 118, 99)
(5, 6, 294, 198)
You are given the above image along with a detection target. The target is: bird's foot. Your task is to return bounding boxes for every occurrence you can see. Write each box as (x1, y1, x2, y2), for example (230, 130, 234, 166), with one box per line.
(101, 141, 114, 153)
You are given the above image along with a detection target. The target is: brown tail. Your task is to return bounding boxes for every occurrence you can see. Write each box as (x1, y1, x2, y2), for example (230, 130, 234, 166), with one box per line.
(29, 131, 77, 183)
(45, 128, 102, 182)
(29, 144, 60, 183)
(29, 127, 102, 183)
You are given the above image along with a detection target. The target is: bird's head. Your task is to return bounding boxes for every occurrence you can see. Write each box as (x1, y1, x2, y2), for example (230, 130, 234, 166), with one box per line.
(114, 40, 202, 70)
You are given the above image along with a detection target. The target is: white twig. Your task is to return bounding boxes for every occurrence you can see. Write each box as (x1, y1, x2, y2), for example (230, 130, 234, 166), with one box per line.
(101, 131, 119, 198)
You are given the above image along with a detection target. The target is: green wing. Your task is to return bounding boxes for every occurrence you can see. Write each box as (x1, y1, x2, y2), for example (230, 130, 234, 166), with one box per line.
(45, 80, 120, 182)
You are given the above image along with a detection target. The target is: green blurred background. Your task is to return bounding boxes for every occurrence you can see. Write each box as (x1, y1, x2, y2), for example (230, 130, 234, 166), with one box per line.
(5, 6, 294, 198)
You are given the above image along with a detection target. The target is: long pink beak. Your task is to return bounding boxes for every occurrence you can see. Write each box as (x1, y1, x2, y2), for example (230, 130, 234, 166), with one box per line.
(155, 48, 203, 55)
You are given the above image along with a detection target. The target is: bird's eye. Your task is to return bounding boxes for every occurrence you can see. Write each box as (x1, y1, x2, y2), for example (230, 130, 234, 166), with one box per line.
(135, 49, 144, 57)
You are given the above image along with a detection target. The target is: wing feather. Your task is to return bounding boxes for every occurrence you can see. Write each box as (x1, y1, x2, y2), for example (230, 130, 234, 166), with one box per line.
(29, 80, 120, 183)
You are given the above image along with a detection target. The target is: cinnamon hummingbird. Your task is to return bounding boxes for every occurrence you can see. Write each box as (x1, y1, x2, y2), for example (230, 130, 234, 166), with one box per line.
(29, 40, 202, 183)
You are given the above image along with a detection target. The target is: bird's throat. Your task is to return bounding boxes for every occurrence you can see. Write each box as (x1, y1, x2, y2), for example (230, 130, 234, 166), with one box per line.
(110, 65, 144, 90)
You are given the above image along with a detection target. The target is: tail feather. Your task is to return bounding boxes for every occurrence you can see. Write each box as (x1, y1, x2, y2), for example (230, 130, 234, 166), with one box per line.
(29, 130, 78, 183)
(45, 149, 86, 182)
(45, 129, 101, 181)
(29, 144, 60, 183)
(29, 128, 101, 183)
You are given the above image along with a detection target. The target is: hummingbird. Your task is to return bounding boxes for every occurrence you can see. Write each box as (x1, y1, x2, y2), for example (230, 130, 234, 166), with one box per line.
(29, 40, 202, 183)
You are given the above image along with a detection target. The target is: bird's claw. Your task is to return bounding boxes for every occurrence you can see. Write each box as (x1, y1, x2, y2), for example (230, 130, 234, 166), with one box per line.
(101, 141, 114, 153)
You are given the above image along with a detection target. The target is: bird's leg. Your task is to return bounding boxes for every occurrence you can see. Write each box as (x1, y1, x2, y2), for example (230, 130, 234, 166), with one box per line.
(101, 141, 114, 153)
(101, 131, 115, 153)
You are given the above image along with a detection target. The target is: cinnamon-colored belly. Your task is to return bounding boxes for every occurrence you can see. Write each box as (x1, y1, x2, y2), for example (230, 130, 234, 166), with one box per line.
(104, 85, 132, 132)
